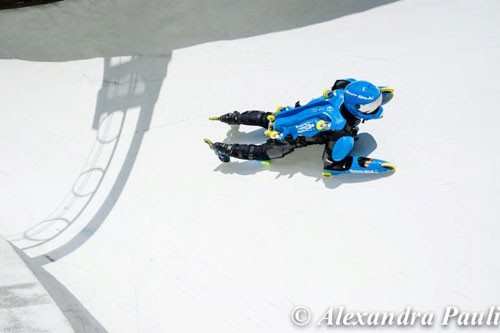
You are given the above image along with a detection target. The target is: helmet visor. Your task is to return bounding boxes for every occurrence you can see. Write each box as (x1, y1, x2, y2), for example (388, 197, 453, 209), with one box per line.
(358, 94, 382, 114)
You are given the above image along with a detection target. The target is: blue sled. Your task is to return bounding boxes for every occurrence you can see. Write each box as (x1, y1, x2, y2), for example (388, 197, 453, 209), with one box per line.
(323, 156, 396, 177)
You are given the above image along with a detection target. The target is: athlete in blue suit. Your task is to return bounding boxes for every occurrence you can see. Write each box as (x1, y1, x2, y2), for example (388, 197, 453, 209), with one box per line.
(204, 79, 396, 176)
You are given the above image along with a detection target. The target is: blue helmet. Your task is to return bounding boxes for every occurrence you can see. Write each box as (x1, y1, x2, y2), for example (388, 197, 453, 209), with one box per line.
(343, 80, 383, 120)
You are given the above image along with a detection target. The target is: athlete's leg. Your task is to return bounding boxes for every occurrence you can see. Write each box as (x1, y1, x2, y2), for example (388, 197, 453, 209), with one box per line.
(209, 110, 273, 128)
(205, 139, 295, 162)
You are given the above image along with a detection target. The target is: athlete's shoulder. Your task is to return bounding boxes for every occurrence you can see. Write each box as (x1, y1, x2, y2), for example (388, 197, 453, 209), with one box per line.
(326, 91, 347, 131)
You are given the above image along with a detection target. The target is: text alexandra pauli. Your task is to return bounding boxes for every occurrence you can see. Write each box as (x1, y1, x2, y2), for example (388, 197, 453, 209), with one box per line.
(317, 306, 500, 328)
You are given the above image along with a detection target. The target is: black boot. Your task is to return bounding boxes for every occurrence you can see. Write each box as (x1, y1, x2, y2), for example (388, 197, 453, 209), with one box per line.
(204, 138, 295, 162)
(209, 110, 272, 128)
(209, 111, 241, 125)
(213, 143, 231, 162)
(204, 139, 231, 162)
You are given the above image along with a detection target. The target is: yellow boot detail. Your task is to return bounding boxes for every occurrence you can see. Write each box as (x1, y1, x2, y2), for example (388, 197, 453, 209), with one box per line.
(323, 89, 331, 99)
(261, 160, 272, 167)
(203, 138, 214, 148)
(381, 162, 397, 171)
(208, 115, 220, 121)
(380, 87, 395, 94)
(322, 171, 332, 177)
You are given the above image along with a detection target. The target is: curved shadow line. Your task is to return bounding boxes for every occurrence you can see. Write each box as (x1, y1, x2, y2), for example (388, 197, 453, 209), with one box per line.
(30, 55, 170, 265)
(21, 218, 71, 243)
(71, 168, 105, 198)
(19, 112, 127, 251)
(32, 117, 146, 265)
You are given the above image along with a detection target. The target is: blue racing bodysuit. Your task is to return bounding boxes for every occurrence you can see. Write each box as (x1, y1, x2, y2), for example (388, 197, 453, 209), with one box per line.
(210, 79, 366, 172)
(206, 78, 396, 175)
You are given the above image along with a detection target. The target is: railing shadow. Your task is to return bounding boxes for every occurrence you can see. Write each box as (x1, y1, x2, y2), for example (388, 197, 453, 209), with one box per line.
(7, 55, 169, 333)
(10, 56, 170, 266)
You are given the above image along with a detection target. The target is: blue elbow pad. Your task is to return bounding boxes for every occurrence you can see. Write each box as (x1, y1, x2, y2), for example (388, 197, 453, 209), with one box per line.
(331, 136, 354, 161)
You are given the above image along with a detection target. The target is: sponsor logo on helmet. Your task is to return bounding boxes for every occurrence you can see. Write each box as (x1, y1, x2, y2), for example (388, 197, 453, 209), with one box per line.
(345, 89, 377, 101)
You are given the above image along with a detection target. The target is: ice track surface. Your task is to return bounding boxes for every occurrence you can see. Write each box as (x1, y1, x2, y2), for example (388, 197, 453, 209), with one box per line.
(1, 0, 500, 332)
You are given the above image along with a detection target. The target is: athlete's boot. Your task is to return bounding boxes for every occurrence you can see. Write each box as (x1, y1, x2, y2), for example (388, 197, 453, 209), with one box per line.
(209, 111, 272, 128)
(204, 139, 231, 162)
